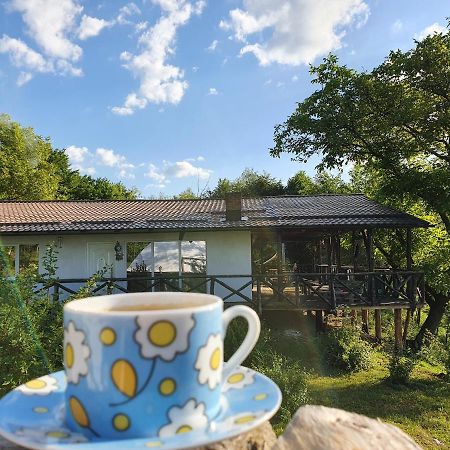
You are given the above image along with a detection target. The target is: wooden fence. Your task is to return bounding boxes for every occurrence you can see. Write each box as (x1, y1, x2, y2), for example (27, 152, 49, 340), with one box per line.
(31, 270, 425, 313)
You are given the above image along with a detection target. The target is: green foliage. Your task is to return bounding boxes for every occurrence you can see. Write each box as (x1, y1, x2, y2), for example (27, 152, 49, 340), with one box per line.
(0, 114, 60, 200)
(321, 325, 373, 372)
(0, 115, 137, 201)
(285, 170, 351, 195)
(208, 168, 285, 198)
(225, 319, 309, 433)
(388, 349, 418, 385)
(49, 149, 138, 200)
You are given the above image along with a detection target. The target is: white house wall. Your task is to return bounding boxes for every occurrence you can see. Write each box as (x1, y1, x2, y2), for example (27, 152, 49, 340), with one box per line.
(0, 230, 252, 302)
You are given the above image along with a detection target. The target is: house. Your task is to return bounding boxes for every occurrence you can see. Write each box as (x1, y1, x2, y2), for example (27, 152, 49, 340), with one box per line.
(0, 193, 428, 311)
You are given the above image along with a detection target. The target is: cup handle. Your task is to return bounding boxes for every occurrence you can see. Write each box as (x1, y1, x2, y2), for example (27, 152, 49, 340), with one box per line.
(222, 305, 261, 379)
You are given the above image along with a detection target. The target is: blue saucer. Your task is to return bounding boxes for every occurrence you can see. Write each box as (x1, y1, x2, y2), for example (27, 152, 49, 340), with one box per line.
(0, 367, 281, 450)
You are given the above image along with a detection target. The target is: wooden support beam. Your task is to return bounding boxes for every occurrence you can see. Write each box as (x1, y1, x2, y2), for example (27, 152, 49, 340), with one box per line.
(406, 228, 413, 270)
(374, 309, 382, 342)
(315, 310, 324, 333)
(336, 234, 342, 273)
(361, 309, 369, 334)
(351, 309, 357, 326)
(352, 231, 357, 274)
(394, 309, 403, 350)
(402, 309, 411, 345)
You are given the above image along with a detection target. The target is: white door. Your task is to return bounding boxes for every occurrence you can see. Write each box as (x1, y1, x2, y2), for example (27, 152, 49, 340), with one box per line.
(87, 243, 115, 277)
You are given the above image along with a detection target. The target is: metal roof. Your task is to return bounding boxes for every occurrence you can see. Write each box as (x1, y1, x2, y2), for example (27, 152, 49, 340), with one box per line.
(0, 195, 429, 234)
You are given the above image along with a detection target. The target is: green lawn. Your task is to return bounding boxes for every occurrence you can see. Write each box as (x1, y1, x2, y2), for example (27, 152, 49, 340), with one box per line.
(306, 352, 450, 450)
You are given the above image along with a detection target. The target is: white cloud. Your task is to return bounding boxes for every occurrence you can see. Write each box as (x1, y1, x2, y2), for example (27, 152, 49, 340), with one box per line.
(146, 164, 167, 184)
(164, 160, 212, 179)
(66, 145, 90, 163)
(192, 66, 199, 72)
(208, 87, 218, 95)
(135, 21, 148, 32)
(276, 81, 284, 88)
(112, 0, 205, 115)
(221, 0, 369, 66)
(96, 147, 126, 167)
(16, 71, 33, 86)
(391, 19, 403, 34)
(291, 75, 298, 82)
(78, 15, 112, 40)
(207, 39, 219, 51)
(116, 2, 141, 25)
(0, 35, 52, 73)
(8, 0, 83, 61)
(415, 23, 448, 41)
(145, 159, 212, 185)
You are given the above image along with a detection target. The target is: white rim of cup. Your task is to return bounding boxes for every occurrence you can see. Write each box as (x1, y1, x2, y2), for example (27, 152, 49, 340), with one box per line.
(64, 292, 222, 316)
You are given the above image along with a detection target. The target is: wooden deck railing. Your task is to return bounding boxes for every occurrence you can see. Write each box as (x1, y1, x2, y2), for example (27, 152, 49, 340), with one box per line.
(29, 270, 425, 312)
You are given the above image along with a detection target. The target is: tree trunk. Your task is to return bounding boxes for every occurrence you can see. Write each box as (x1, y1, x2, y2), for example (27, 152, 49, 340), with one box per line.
(414, 291, 449, 348)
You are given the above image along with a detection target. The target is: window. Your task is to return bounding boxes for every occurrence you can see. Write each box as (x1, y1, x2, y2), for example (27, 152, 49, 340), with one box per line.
(0, 246, 16, 277)
(125, 240, 207, 292)
(19, 244, 39, 272)
(181, 241, 206, 274)
(127, 242, 152, 273)
(154, 242, 180, 273)
(0, 244, 39, 276)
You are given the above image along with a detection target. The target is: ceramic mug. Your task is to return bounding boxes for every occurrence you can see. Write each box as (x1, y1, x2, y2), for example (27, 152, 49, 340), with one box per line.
(63, 292, 260, 440)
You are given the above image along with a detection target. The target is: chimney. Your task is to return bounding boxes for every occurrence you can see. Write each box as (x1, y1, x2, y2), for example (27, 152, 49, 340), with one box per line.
(225, 192, 242, 221)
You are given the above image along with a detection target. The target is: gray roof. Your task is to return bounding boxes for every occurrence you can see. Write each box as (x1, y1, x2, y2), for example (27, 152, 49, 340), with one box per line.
(0, 195, 429, 234)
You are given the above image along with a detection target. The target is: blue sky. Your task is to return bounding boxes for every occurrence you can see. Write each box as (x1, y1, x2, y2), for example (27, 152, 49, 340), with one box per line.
(0, 0, 448, 197)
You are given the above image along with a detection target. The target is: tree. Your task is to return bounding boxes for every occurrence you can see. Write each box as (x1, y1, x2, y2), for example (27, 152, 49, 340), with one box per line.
(208, 168, 284, 198)
(271, 24, 450, 343)
(0, 114, 60, 199)
(49, 150, 138, 200)
(286, 170, 351, 195)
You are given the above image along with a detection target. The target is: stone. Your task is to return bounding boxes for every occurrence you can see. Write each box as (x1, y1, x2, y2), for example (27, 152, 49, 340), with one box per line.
(272, 405, 422, 450)
(195, 421, 277, 450)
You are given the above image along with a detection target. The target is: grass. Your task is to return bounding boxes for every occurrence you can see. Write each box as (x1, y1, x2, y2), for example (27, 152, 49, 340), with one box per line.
(260, 313, 450, 449)
(307, 353, 450, 449)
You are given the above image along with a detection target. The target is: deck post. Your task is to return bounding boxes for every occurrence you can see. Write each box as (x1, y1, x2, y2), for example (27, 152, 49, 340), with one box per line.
(352, 231, 358, 274)
(374, 309, 382, 342)
(209, 276, 216, 295)
(256, 277, 262, 316)
(335, 234, 342, 273)
(365, 229, 374, 305)
(402, 309, 411, 345)
(315, 310, 324, 333)
(406, 228, 414, 306)
(351, 309, 357, 326)
(361, 309, 369, 334)
(394, 309, 403, 350)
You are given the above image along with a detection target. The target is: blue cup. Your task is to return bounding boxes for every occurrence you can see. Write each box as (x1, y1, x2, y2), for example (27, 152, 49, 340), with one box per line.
(63, 292, 260, 440)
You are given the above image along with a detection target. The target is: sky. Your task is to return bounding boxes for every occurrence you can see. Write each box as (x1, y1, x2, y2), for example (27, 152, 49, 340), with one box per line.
(0, 0, 448, 197)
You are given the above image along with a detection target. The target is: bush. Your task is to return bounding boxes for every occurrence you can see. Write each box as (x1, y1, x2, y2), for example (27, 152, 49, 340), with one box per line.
(388, 349, 417, 385)
(225, 318, 309, 434)
(321, 326, 373, 372)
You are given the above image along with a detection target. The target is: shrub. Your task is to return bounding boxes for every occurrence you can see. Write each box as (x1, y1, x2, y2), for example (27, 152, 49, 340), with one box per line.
(388, 349, 417, 385)
(225, 318, 309, 434)
(321, 326, 373, 372)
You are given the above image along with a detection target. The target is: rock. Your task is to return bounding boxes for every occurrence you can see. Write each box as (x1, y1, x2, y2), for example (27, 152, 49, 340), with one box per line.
(272, 405, 422, 450)
(0, 422, 277, 450)
(195, 421, 277, 450)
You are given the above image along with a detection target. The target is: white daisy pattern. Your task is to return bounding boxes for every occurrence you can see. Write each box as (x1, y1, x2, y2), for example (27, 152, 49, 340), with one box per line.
(158, 399, 208, 438)
(64, 321, 91, 384)
(135, 315, 194, 362)
(15, 375, 58, 396)
(222, 367, 255, 392)
(15, 427, 88, 444)
(195, 334, 223, 389)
